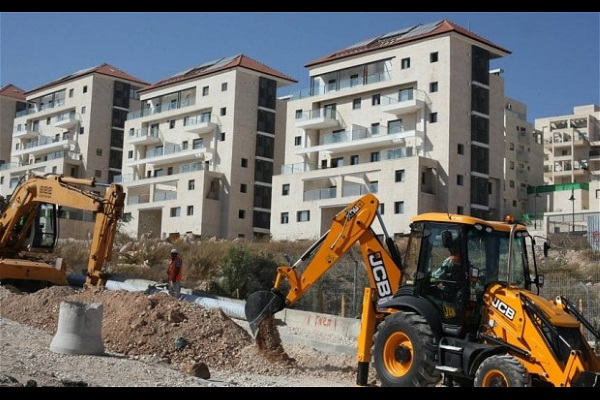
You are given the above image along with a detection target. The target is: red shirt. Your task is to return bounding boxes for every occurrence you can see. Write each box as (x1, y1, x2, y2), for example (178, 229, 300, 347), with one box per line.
(168, 255, 183, 282)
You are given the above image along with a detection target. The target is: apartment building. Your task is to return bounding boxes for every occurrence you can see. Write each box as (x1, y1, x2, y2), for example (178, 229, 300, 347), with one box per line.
(270, 20, 513, 241)
(0, 85, 26, 170)
(119, 54, 296, 240)
(0, 64, 148, 238)
(536, 104, 600, 232)
(502, 97, 544, 223)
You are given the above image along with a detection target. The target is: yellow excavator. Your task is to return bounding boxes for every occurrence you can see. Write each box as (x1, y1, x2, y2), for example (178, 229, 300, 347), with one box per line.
(0, 173, 125, 291)
(246, 193, 600, 387)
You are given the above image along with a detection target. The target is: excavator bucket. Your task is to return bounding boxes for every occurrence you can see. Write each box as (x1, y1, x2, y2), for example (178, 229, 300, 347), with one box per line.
(244, 290, 286, 337)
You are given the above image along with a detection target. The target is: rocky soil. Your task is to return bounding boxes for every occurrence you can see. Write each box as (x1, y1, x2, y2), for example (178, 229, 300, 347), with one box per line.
(0, 285, 373, 387)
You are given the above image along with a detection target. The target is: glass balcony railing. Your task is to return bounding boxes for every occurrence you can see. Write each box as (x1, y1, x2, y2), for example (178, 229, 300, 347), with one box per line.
(289, 71, 391, 100)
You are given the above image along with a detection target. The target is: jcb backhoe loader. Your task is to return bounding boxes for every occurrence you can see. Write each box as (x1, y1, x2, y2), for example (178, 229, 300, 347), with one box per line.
(0, 173, 125, 291)
(246, 193, 600, 387)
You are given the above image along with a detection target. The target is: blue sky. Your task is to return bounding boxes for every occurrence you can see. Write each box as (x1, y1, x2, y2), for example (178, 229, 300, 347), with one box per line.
(1, 12, 598, 122)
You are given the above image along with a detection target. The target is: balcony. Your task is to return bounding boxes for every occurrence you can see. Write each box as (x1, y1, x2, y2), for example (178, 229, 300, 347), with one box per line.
(115, 161, 205, 185)
(381, 89, 431, 116)
(127, 98, 196, 120)
(54, 111, 78, 129)
(127, 128, 161, 145)
(127, 191, 177, 206)
(13, 135, 74, 157)
(295, 108, 341, 130)
(288, 70, 392, 101)
(13, 126, 39, 140)
(184, 114, 217, 134)
(125, 143, 208, 168)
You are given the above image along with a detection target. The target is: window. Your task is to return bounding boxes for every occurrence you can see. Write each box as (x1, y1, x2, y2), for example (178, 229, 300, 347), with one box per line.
(221, 82, 228, 91)
(457, 206, 464, 214)
(509, 142, 514, 151)
(241, 158, 248, 168)
(220, 107, 226, 116)
(395, 169, 405, 182)
(372, 94, 381, 106)
(457, 175, 463, 185)
(297, 210, 310, 222)
(81, 106, 86, 114)
(238, 210, 245, 219)
(295, 109, 303, 119)
(429, 82, 438, 93)
(128, 150, 133, 159)
(370, 152, 380, 162)
(353, 98, 361, 110)
(388, 119, 403, 134)
(281, 212, 289, 224)
(510, 161, 515, 170)
(294, 136, 302, 146)
(350, 155, 359, 165)
(47, 117, 51, 125)
(378, 203, 385, 215)
(331, 157, 344, 168)
(69, 89, 74, 97)
(430, 52, 439, 63)
(371, 123, 380, 135)
(457, 144, 464, 155)
(170, 207, 181, 217)
(192, 138, 203, 149)
(429, 112, 438, 123)
(95, 170, 102, 178)
(79, 127, 85, 135)
(169, 120, 175, 129)
(187, 206, 194, 216)
(96, 149, 103, 156)
(182, 141, 188, 150)
(510, 180, 515, 188)
(282, 184, 290, 195)
(220, 132, 226, 141)
(394, 201, 405, 214)
(401, 58, 410, 69)
(83, 86, 88, 93)
(350, 74, 359, 87)
(202, 86, 209, 96)
(188, 180, 195, 190)
(167, 167, 173, 175)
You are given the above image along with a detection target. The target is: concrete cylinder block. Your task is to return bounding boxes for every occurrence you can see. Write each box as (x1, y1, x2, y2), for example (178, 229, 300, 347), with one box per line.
(50, 301, 105, 355)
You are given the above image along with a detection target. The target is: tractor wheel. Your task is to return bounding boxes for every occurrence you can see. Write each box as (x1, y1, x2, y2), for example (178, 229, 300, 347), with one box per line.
(372, 311, 441, 387)
(474, 354, 531, 387)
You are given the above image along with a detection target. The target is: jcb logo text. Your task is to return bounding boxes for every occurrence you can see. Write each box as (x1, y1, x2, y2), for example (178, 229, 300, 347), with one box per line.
(369, 252, 392, 301)
(491, 298, 516, 321)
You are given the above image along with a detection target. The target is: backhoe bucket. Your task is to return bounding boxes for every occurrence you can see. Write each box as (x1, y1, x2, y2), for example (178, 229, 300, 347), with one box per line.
(244, 290, 286, 337)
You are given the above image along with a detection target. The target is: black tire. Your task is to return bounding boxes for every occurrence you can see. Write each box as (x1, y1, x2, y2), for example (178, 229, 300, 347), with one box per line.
(474, 354, 531, 387)
(372, 311, 441, 387)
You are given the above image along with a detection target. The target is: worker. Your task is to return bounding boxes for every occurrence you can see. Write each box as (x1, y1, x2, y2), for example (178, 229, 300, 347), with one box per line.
(167, 248, 183, 298)
(432, 238, 462, 281)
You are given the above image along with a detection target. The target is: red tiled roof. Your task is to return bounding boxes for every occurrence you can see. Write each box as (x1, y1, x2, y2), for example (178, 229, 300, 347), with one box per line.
(306, 20, 511, 67)
(25, 63, 150, 94)
(140, 54, 297, 93)
(0, 84, 26, 100)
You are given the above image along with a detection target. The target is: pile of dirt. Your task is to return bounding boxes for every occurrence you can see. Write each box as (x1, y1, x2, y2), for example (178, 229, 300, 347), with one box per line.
(0, 285, 300, 377)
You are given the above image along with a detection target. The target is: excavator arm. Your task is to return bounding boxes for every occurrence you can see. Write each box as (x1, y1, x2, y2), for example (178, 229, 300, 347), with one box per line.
(0, 173, 125, 289)
(245, 193, 404, 336)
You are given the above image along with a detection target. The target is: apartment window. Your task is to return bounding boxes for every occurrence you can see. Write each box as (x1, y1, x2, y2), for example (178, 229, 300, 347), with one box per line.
(83, 86, 88, 93)
(47, 117, 51, 125)
(297, 210, 310, 222)
(401, 58, 410, 69)
(295, 109, 303, 119)
(457, 175, 463, 185)
(372, 94, 381, 106)
(221, 82, 228, 91)
(240, 183, 247, 193)
(371, 123, 380, 135)
(220, 107, 226, 116)
(182, 141, 188, 150)
(350, 74, 359, 87)
(510, 161, 514, 170)
(331, 157, 344, 168)
(238, 210, 245, 219)
(69, 88, 74, 97)
(220, 132, 226, 141)
(192, 138, 203, 149)
(457, 143, 464, 155)
(126, 150, 132, 160)
(509, 142, 514, 151)
(429, 112, 438, 123)
(353, 98, 361, 110)
(395, 169, 405, 182)
(370, 152, 380, 162)
(202, 86, 209, 96)
(81, 106, 86, 114)
(96, 149, 103, 157)
(294, 136, 302, 146)
(379, 203, 385, 215)
(394, 201, 405, 214)
(430, 52, 439, 63)
(510, 180, 515, 188)
(388, 119, 403, 134)
(241, 158, 248, 167)
(282, 184, 290, 195)
(457, 206, 464, 214)
(167, 167, 173, 175)
(350, 155, 359, 165)
(79, 127, 85, 135)
(187, 206, 194, 216)
(170, 207, 181, 217)
(321, 159, 328, 169)
(281, 212, 289, 224)
(188, 179, 195, 190)
(95, 170, 102, 178)
(513, 200, 517, 207)
(429, 82, 438, 93)
(169, 120, 175, 129)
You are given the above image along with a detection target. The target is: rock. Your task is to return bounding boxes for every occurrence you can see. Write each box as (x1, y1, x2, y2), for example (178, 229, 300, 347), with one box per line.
(181, 361, 210, 379)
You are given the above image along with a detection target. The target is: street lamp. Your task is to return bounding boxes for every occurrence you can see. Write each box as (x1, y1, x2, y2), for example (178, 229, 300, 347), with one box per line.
(568, 188, 575, 233)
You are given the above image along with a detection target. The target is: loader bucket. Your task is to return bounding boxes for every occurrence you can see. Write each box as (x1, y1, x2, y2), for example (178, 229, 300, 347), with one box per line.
(245, 290, 286, 337)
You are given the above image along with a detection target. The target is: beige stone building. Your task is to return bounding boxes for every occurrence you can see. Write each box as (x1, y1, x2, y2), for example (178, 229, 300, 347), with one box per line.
(0, 85, 26, 171)
(119, 54, 296, 240)
(0, 64, 148, 238)
(270, 20, 514, 241)
(535, 104, 600, 233)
